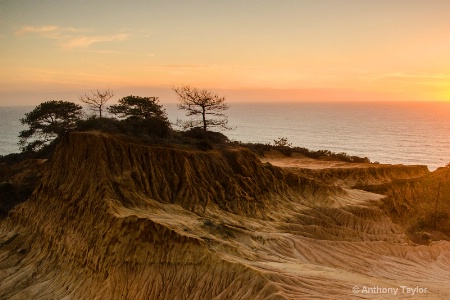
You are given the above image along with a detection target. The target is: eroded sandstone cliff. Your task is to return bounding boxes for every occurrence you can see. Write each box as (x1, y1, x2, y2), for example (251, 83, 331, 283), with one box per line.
(0, 132, 449, 299)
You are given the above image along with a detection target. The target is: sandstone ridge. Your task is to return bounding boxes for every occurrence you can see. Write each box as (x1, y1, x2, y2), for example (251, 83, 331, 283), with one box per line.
(1, 132, 449, 299)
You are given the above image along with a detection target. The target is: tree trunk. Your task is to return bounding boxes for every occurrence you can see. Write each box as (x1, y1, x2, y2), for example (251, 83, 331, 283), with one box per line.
(202, 106, 206, 131)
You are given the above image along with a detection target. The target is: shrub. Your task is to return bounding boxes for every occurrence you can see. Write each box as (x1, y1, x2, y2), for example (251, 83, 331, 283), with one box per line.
(124, 117, 171, 139)
(76, 116, 172, 139)
(273, 137, 293, 157)
(240, 140, 370, 162)
(76, 117, 122, 133)
(182, 127, 229, 144)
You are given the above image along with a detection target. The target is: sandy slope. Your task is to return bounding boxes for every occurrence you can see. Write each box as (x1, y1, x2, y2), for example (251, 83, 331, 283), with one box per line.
(260, 151, 372, 169)
(0, 132, 449, 299)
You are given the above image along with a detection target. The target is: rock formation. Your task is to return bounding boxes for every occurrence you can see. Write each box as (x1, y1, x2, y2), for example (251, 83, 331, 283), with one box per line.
(1, 132, 449, 299)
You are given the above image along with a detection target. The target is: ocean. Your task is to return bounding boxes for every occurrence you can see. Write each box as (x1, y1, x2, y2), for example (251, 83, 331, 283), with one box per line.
(1, 102, 449, 170)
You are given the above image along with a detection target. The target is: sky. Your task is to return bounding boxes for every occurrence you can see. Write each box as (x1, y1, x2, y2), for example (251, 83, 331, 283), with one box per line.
(1, 0, 450, 105)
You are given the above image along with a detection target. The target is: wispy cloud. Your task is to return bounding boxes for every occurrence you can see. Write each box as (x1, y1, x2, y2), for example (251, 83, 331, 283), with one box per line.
(16, 25, 130, 50)
(61, 33, 129, 49)
(16, 25, 59, 35)
(89, 49, 155, 57)
(16, 25, 85, 39)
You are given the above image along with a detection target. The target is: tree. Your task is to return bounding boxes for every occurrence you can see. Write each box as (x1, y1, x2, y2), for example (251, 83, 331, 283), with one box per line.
(79, 89, 114, 118)
(18, 100, 83, 152)
(108, 95, 167, 120)
(173, 86, 230, 131)
(108, 95, 171, 138)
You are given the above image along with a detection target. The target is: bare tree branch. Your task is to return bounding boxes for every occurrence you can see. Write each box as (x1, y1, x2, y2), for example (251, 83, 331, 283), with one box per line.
(79, 89, 114, 118)
(173, 86, 230, 131)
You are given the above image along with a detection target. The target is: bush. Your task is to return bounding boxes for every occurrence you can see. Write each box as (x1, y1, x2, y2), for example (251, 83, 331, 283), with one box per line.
(182, 127, 229, 144)
(0, 152, 35, 165)
(124, 117, 171, 139)
(76, 117, 123, 133)
(273, 137, 293, 157)
(240, 140, 370, 163)
(76, 116, 172, 139)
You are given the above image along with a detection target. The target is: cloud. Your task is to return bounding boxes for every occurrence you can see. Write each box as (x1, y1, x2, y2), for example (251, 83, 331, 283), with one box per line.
(61, 33, 129, 49)
(88, 50, 155, 57)
(16, 25, 129, 50)
(16, 25, 84, 39)
(16, 25, 60, 35)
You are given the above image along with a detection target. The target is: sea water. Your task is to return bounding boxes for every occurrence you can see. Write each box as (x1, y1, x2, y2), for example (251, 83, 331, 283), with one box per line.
(1, 102, 449, 170)
(167, 102, 450, 170)
(0, 106, 30, 156)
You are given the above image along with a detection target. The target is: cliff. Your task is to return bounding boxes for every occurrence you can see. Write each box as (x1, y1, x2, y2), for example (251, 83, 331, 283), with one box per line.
(380, 166, 450, 244)
(1, 132, 449, 299)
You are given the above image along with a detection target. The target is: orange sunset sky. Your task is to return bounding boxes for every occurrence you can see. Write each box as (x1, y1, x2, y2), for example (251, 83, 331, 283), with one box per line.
(1, 0, 450, 105)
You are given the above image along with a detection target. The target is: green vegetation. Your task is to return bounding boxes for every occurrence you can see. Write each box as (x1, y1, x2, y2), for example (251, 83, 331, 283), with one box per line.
(238, 137, 371, 163)
(13, 88, 371, 164)
(174, 127, 229, 151)
(76, 116, 171, 141)
(108, 95, 168, 120)
(18, 100, 83, 152)
(16, 93, 173, 157)
(272, 137, 294, 156)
